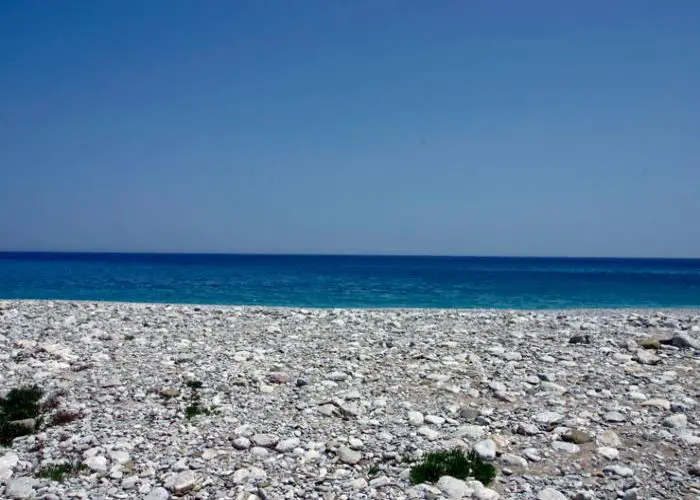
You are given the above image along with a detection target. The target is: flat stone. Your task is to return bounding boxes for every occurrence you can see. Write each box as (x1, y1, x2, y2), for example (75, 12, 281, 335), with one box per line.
(641, 398, 671, 411)
(603, 411, 626, 423)
(552, 441, 580, 454)
(604, 465, 634, 477)
(538, 488, 567, 500)
(597, 430, 623, 447)
(418, 426, 440, 440)
(121, 475, 139, 489)
(500, 453, 528, 467)
(474, 439, 497, 460)
(144, 487, 170, 500)
(680, 433, 700, 446)
(351, 477, 368, 489)
(0, 451, 19, 470)
(232, 437, 251, 449)
(339, 402, 361, 417)
(250, 447, 270, 460)
(533, 411, 563, 424)
(337, 446, 362, 465)
(160, 388, 180, 398)
(664, 414, 688, 428)
(275, 437, 301, 452)
(437, 475, 474, 499)
(635, 349, 661, 365)
(369, 476, 390, 488)
(349, 437, 364, 450)
(562, 429, 593, 444)
(5, 477, 39, 499)
(425, 414, 446, 425)
(408, 411, 424, 426)
(456, 425, 487, 440)
(597, 447, 620, 460)
(517, 423, 540, 436)
(523, 448, 542, 462)
(468, 480, 500, 500)
(84, 455, 108, 472)
(251, 433, 279, 448)
(327, 371, 349, 381)
(166, 470, 197, 494)
(108, 450, 130, 464)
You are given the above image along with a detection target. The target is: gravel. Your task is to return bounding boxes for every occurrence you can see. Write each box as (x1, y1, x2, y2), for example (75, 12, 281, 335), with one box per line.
(1, 300, 699, 499)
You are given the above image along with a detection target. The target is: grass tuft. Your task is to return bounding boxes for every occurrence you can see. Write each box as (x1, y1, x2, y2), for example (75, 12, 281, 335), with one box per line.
(36, 462, 86, 482)
(185, 380, 204, 389)
(185, 401, 211, 419)
(409, 449, 496, 486)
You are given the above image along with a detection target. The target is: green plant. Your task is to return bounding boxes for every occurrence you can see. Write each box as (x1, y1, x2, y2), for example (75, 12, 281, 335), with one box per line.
(185, 380, 203, 389)
(0, 385, 45, 446)
(36, 462, 86, 481)
(1, 385, 43, 421)
(368, 464, 381, 476)
(185, 401, 211, 419)
(409, 449, 496, 486)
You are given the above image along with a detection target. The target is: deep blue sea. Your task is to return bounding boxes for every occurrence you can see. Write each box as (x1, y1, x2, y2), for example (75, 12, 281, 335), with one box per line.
(1, 252, 700, 309)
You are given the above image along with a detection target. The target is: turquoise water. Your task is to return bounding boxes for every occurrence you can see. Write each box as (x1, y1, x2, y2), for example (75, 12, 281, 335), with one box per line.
(1, 252, 699, 309)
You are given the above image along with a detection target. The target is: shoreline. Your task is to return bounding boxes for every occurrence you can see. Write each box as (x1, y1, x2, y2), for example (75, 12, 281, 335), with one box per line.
(3, 298, 700, 315)
(1, 300, 699, 499)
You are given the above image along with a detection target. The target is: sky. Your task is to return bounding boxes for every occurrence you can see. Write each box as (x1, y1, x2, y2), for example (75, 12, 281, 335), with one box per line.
(0, 1, 699, 258)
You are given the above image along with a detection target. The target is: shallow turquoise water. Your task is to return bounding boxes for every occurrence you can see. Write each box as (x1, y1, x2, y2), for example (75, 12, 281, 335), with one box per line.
(1, 253, 699, 309)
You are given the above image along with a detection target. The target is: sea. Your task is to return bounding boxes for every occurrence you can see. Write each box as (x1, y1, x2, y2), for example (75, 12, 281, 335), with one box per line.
(0, 252, 699, 309)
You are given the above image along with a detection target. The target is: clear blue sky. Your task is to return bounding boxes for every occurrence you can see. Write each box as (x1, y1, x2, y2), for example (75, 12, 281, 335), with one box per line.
(1, 1, 698, 257)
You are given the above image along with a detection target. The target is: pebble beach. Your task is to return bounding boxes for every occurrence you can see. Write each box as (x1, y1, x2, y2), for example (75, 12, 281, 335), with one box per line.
(1, 300, 699, 500)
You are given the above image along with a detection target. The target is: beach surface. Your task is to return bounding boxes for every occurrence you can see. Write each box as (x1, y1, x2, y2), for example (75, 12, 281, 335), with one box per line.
(1, 301, 699, 499)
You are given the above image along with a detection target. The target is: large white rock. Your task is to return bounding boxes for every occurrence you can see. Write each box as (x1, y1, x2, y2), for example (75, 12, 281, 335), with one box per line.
(407, 411, 424, 426)
(474, 439, 497, 460)
(337, 446, 362, 465)
(538, 488, 567, 500)
(5, 477, 39, 499)
(436, 475, 473, 499)
(144, 487, 170, 500)
(84, 455, 108, 472)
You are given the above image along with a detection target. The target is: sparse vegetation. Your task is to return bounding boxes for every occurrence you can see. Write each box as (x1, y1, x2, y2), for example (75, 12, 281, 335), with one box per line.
(183, 379, 211, 419)
(185, 402, 210, 419)
(36, 462, 86, 482)
(368, 464, 381, 476)
(0, 385, 45, 446)
(409, 449, 496, 486)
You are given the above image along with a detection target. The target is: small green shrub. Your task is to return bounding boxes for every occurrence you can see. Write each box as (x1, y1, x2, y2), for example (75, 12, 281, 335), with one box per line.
(185, 402, 211, 419)
(1, 385, 43, 421)
(409, 449, 496, 486)
(185, 380, 203, 389)
(0, 385, 45, 446)
(36, 462, 86, 482)
(368, 464, 381, 476)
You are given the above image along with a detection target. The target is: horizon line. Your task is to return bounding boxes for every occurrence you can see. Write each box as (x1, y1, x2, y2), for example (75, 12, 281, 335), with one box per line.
(1, 250, 699, 261)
